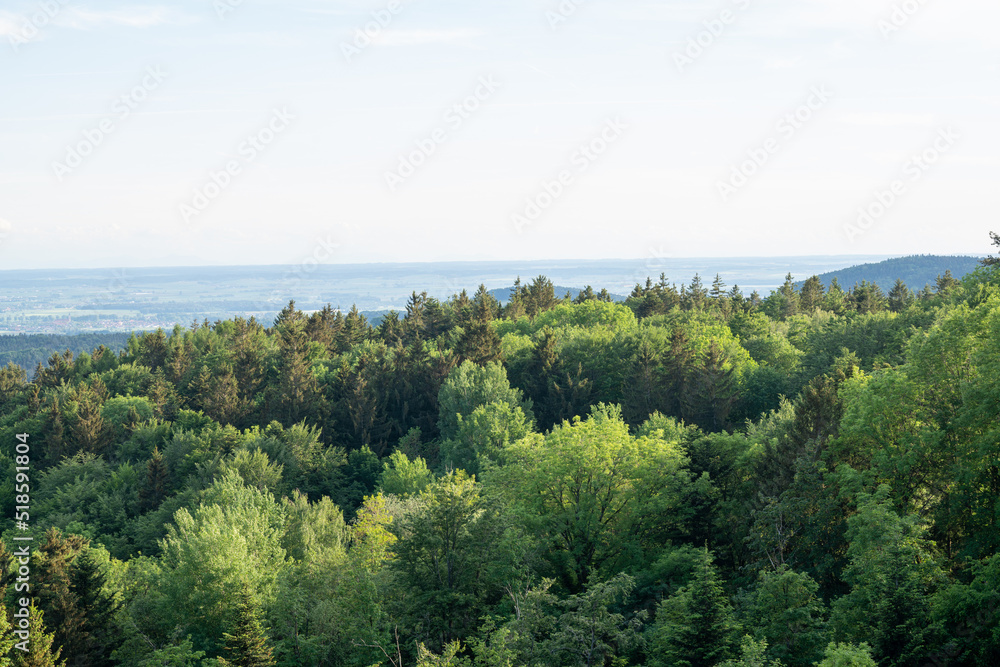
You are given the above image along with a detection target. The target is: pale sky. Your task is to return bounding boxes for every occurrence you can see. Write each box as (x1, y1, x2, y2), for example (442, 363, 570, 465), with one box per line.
(0, 0, 997, 269)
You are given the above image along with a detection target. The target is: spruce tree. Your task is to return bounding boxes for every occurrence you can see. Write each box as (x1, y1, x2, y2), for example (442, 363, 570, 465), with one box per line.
(140, 446, 169, 511)
(649, 548, 739, 667)
(887, 279, 912, 313)
(778, 273, 799, 318)
(222, 587, 276, 667)
(710, 274, 727, 300)
(799, 276, 825, 313)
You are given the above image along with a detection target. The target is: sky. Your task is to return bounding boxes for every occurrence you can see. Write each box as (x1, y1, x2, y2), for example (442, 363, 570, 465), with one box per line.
(0, 0, 998, 270)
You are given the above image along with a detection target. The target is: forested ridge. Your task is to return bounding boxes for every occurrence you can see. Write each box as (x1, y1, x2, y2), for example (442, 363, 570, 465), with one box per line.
(0, 334, 132, 375)
(2, 240, 1000, 666)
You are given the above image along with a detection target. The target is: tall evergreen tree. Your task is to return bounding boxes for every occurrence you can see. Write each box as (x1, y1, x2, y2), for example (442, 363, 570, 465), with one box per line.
(799, 276, 825, 313)
(887, 279, 912, 313)
(221, 586, 276, 667)
(648, 548, 740, 667)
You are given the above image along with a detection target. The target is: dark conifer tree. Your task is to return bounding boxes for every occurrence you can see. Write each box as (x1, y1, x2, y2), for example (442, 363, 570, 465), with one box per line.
(887, 278, 913, 313)
(455, 321, 502, 366)
(472, 284, 499, 321)
(778, 273, 799, 318)
(799, 276, 825, 313)
(710, 274, 727, 300)
(623, 339, 665, 425)
(934, 270, 960, 295)
(140, 446, 169, 511)
(222, 587, 276, 667)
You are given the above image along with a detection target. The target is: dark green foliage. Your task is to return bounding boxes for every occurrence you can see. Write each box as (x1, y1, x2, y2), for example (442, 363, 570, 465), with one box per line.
(221, 586, 276, 667)
(648, 548, 740, 667)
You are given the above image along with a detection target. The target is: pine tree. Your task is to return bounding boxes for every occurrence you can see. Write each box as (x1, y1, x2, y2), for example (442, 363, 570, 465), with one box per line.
(42, 401, 66, 467)
(663, 327, 695, 420)
(778, 273, 799, 318)
(649, 548, 739, 667)
(710, 274, 727, 300)
(69, 385, 108, 456)
(523, 328, 561, 428)
(934, 270, 960, 295)
(623, 339, 665, 425)
(455, 321, 502, 366)
(472, 284, 499, 321)
(686, 274, 708, 310)
(822, 278, 847, 314)
(685, 340, 736, 432)
(0, 600, 18, 665)
(140, 446, 169, 511)
(33, 529, 87, 663)
(887, 279, 912, 313)
(848, 281, 886, 314)
(799, 276, 825, 313)
(222, 587, 276, 667)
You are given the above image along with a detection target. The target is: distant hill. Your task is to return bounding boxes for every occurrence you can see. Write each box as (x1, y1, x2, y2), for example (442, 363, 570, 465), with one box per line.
(801, 255, 983, 293)
(488, 286, 628, 304)
(0, 332, 132, 373)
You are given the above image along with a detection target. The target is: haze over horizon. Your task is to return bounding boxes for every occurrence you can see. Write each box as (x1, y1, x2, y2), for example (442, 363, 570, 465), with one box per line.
(2, 0, 998, 270)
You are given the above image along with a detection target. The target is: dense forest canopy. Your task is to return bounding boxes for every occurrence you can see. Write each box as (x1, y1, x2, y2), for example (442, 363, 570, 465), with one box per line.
(2, 238, 1000, 666)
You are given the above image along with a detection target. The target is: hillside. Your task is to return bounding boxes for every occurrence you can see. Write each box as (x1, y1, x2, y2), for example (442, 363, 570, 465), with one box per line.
(807, 254, 982, 292)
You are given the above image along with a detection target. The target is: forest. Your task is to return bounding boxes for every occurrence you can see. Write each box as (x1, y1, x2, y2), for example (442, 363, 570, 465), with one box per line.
(1, 238, 999, 666)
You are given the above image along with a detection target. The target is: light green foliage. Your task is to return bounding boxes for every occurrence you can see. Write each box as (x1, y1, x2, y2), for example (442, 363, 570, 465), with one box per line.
(136, 638, 206, 666)
(10, 605, 65, 667)
(495, 404, 690, 589)
(157, 472, 287, 652)
(0, 600, 16, 667)
(494, 300, 638, 339)
(219, 449, 284, 493)
(438, 361, 533, 441)
(377, 449, 434, 497)
(717, 636, 784, 667)
(416, 641, 471, 667)
(439, 401, 532, 475)
(815, 642, 877, 667)
(282, 490, 348, 563)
